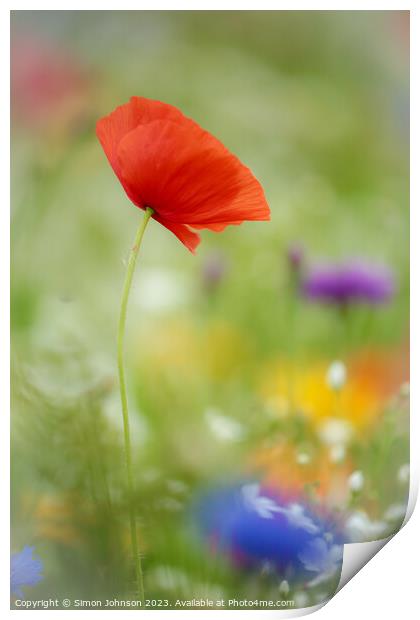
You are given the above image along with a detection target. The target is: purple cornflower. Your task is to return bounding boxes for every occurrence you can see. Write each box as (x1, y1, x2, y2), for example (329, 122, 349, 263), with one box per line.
(11, 546, 43, 598)
(302, 261, 395, 306)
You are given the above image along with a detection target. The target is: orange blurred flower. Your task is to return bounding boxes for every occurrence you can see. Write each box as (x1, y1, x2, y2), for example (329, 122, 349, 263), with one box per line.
(249, 442, 353, 507)
(21, 493, 82, 546)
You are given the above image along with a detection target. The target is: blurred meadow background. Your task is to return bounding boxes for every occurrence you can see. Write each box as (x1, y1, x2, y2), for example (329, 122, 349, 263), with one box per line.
(11, 10, 409, 610)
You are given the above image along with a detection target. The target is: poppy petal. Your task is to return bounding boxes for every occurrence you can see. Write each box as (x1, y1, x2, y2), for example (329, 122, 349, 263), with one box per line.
(116, 119, 270, 227)
(154, 215, 201, 253)
(96, 96, 185, 178)
(192, 220, 246, 231)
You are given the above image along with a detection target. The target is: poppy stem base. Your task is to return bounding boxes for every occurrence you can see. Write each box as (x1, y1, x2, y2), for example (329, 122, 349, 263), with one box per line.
(117, 206, 154, 602)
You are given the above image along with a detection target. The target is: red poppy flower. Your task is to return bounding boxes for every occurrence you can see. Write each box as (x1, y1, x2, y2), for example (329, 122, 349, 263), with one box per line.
(96, 97, 270, 252)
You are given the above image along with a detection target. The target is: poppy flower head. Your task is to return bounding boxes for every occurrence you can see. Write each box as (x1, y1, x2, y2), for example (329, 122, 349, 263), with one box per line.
(96, 97, 270, 252)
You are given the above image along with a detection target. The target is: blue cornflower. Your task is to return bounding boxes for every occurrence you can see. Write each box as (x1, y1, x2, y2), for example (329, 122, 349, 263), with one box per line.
(11, 546, 44, 598)
(193, 481, 343, 585)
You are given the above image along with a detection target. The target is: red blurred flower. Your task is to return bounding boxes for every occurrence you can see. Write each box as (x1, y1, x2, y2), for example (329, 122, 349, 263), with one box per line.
(11, 36, 90, 133)
(96, 97, 270, 252)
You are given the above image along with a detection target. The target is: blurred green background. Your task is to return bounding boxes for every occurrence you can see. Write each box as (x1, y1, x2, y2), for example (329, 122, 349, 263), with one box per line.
(11, 10, 409, 608)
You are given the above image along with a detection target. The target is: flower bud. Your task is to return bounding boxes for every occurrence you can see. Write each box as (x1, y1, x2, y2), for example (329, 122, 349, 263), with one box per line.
(287, 244, 304, 271)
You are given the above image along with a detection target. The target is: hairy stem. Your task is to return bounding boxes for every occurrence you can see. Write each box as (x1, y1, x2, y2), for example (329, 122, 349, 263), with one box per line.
(117, 206, 153, 601)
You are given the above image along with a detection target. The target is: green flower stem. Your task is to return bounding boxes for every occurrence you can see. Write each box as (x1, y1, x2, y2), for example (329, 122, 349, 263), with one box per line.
(117, 206, 153, 602)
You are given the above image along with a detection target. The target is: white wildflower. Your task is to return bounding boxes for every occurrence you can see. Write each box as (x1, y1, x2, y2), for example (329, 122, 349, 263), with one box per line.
(205, 408, 245, 442)
(345, 511, 389, 542)
(318, 418, 353, 446)
(329, 443, 346, 463)
(135, 268, 189, 312)
(348, 470, 364, 493)
(384, 503, 407, 522)
(398, 463, 410, 485)
(326, 360, 347, 390)
(297, 452, 311, 465)
(279, 580, 290, 595)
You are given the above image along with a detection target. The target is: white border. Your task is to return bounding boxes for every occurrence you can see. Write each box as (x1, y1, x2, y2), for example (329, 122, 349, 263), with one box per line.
(3, 4, 417, 618)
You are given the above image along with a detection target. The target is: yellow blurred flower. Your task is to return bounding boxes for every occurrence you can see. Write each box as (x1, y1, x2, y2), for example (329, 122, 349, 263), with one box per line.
(136, 318, 199, 379)
(202, 320, 250, 380)
(135, 318, 250, 382)
(260, 348, 408, 431)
